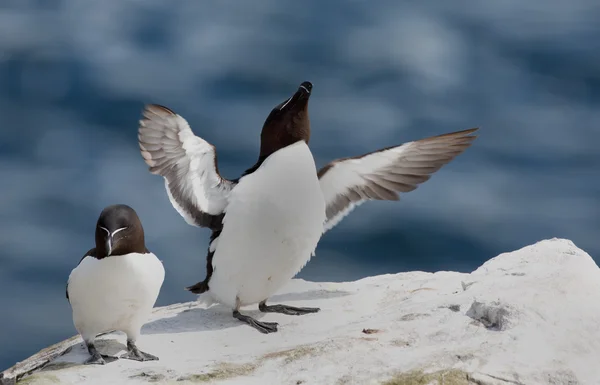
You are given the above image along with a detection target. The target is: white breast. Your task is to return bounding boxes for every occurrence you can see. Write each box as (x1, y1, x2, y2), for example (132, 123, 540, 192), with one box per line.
(67, 252, 165, 342)
(208, 141, 326, 308)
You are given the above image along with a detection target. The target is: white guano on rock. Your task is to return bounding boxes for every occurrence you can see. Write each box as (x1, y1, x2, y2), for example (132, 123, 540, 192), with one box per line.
(3, 238, 598, 385)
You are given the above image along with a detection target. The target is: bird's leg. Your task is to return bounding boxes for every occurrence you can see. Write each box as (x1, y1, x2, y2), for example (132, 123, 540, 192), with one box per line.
(120, 339, 159, 361)
(258, 299, 320, 315)
(84, 341, 118, 365)
(232, 297, 278, 334)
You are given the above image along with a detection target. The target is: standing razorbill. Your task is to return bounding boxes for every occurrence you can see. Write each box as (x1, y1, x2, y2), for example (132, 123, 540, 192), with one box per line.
(66, 204, 165, 364)
(137, 81, 478, 334)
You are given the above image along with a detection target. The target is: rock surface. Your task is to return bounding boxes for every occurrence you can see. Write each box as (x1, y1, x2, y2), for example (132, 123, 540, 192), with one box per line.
(5, 238, 600, 384)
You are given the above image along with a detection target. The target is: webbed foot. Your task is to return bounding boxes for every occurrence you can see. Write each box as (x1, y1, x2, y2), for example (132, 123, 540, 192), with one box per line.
(120, 340, 159, 362)
(232, 310, 279, 334)
(258, 301, 320, 316)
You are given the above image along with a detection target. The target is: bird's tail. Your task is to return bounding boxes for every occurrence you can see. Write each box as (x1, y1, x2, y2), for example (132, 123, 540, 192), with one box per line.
(185, 280, 209, 294)
(185, 280, 218, 306)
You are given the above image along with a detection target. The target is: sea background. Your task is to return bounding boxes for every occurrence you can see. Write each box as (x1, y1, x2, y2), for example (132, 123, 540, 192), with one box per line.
(1, 0, 599, 370)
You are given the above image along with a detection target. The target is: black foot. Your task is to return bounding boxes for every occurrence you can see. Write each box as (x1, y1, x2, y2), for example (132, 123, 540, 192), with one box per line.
(259, 302, 320, 316)
(85, 343, 118, 365)
(233, 310, 278, 334)
(120, 340, 159, 362)
(84, 354, 119, 365)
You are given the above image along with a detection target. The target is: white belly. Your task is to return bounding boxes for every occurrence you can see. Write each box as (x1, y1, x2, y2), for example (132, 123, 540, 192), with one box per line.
(67, 252, 165, 342)
(209, 141, 326, 308)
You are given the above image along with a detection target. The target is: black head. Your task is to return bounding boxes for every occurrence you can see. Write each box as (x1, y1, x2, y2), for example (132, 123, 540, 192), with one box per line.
(259, 81, 313, 159)
(94, 204, 146, 258)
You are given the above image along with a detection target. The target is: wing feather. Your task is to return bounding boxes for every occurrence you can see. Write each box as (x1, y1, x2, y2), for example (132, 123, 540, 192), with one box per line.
(318, 128, 479, 231)
(138, 104, 235, 230)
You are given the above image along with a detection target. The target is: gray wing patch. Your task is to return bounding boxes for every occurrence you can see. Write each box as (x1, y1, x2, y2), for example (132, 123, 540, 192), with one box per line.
(139, 104, 235, 230)
(318, 128, 479, 231)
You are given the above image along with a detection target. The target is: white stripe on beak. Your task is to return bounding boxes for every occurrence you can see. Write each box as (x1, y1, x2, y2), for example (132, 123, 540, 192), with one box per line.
(99, 226, 127, 256)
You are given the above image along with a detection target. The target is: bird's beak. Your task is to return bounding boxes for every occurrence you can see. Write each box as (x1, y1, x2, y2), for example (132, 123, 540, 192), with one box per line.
(105, 237, 112, 257)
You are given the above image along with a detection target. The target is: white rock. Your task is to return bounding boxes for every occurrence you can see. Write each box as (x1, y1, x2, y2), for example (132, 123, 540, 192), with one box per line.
(6, 238, 600, 385)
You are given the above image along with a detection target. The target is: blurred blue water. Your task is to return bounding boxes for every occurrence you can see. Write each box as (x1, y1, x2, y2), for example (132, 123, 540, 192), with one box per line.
(1, 0, 599, 370)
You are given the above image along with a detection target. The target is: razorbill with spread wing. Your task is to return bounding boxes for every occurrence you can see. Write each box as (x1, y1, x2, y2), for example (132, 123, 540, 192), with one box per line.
(66, 204, 165, 364)
(137, 81, 478, 334)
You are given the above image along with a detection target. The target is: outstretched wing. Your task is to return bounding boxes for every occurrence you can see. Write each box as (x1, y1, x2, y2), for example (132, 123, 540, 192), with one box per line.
(318, 128, 478, 232)
(138, 104, 235, 230)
